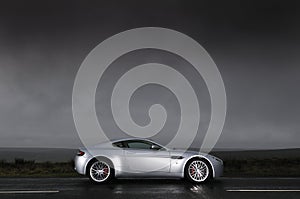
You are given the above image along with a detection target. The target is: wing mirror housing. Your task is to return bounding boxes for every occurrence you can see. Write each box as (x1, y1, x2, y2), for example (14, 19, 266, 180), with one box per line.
(151, 144, 161, 150)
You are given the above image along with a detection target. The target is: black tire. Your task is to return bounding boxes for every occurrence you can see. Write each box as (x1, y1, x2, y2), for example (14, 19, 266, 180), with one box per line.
(184, 158, 211, 183)
(87, 158, 114, 184)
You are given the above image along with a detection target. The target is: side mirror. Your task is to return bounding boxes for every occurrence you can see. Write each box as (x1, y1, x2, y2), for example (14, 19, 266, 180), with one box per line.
(151, 145, 161, 150)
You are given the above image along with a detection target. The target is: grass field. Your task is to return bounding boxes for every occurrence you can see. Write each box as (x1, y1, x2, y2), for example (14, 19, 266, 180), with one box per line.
(223, 158, 300, 177)
(0, 159, 77, 177)
(0, 148, 298, 177)
(210, 149, 300, 177)
(0, 157, 299, 177)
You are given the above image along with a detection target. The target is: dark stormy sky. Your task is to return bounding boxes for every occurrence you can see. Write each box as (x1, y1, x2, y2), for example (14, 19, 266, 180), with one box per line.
(0, 0, 299, 149)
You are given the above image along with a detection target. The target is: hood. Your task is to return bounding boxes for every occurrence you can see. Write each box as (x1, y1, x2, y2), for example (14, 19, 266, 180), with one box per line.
(169, 149, 208, 157)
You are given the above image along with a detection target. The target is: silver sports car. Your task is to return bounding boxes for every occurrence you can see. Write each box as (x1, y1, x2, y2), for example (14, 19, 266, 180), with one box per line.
(74, 138, 223, 183)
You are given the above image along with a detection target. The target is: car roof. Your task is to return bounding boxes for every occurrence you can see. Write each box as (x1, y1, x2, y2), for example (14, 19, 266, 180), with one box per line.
(110, 137, 155, 143)
(91, 138, 166, 149)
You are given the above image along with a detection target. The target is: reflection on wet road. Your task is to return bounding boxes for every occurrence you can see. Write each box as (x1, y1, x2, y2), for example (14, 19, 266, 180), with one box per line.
(0, 178, 299, 199)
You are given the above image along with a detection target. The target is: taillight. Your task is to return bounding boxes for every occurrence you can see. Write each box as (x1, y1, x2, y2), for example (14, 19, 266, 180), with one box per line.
(77, 150, 85, 156)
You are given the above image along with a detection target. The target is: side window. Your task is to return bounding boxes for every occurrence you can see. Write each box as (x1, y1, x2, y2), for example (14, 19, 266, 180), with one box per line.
(112, 141, 126, 148)
(127, 141, 152, 150)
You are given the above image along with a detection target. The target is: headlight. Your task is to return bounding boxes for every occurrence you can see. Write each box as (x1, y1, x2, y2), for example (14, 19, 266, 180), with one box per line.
(210, 155, 223, 163)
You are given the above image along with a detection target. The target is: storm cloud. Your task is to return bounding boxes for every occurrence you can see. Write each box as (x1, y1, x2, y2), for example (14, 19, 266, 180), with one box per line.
(0, 0, 299, 149)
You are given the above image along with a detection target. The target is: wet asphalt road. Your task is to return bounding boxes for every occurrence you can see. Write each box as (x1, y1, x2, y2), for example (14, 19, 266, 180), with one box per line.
(0, 177, 299, 199)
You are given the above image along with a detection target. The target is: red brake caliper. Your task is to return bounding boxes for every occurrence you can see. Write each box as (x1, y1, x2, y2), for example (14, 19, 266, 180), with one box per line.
(103, 167, 108, 174)
(191, 167, 195, 174)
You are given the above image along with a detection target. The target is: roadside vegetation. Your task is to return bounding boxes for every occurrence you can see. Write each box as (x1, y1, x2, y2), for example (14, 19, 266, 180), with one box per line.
(0, 159, 78, 177)
(223, 157, 300, 177)
(0, 157, 299, 177)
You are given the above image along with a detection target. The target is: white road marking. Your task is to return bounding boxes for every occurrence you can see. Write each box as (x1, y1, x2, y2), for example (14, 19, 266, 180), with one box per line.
(0, 190, 59, 194)
(226, 189, 300, 192)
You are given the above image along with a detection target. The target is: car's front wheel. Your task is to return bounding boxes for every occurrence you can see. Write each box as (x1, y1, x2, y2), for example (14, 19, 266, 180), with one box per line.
(185, 159, 211, 183)
(88, 159, 113, 184)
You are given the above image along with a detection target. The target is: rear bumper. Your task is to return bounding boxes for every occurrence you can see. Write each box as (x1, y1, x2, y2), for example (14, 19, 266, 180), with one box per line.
(74, 155, 90, 175)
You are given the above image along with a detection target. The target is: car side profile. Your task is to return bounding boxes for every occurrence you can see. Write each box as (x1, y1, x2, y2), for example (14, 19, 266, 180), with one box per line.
(74, 138, 223, 183)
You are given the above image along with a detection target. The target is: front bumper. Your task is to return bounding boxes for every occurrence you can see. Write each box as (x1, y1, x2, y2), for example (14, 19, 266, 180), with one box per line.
(205, 154, 223, 178)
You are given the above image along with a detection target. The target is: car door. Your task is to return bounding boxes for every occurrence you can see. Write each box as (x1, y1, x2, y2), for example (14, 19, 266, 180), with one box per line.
(123, 140, 171, 173)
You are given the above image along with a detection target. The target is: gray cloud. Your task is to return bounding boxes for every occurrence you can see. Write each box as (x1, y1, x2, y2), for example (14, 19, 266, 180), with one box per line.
(0, 0, 299, 149)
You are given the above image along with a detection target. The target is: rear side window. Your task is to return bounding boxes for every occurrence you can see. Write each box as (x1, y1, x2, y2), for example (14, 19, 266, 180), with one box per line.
(112, 141, 126, 148)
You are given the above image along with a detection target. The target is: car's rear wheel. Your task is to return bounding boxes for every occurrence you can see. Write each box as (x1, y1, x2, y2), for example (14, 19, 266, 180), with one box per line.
(185, 159, 211, 183)
(88, 158, 113, 184)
